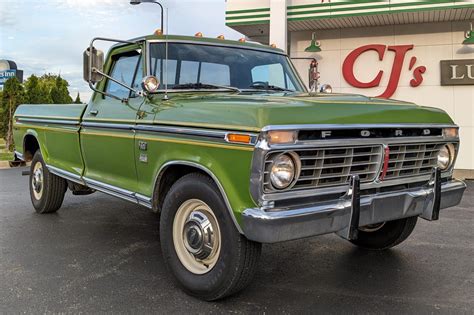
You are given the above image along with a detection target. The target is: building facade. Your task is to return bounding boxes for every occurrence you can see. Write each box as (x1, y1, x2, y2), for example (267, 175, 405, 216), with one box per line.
(226, 0, 474, 175)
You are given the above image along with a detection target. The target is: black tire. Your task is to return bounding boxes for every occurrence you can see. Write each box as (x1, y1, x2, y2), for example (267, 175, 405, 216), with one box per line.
(29, 151, 67, 214)
(160, 173, 261, 301)
(350, 216, 418, 250)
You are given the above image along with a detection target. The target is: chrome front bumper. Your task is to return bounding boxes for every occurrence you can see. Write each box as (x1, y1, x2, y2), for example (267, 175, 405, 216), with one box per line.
(242, 171, 466, 243)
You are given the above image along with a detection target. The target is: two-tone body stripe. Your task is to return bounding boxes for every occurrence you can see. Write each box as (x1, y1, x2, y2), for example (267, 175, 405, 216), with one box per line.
(16, 117, 259, 149)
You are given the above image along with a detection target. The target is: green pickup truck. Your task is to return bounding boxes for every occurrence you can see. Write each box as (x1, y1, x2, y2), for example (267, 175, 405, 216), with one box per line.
(13, 34, 466, 300)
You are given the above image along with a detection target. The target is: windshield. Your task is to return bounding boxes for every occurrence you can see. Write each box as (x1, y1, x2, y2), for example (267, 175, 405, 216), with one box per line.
(148, 43, 306, 92)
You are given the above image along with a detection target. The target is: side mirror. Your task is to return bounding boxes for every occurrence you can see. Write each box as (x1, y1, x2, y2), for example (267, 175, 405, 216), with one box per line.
(83, 47, 104, 84)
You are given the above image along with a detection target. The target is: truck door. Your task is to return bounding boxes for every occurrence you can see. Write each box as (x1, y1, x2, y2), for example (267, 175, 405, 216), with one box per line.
(81, 50, 144, 195)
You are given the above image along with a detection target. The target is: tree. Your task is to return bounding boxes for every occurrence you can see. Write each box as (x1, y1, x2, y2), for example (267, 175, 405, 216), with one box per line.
(24, 74, 51, 104)
(73, 92, 82, 104)
(1, 77, 24, 150)
(50, 75, 73, 104)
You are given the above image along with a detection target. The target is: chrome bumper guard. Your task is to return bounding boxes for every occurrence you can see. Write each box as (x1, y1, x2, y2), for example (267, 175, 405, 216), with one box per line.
(242, 169, 466, 243)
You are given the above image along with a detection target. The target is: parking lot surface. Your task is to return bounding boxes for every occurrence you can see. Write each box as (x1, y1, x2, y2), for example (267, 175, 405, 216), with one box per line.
(0, 167, 473, 313)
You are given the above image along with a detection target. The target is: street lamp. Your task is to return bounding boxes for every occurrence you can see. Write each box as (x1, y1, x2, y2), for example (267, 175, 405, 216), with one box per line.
(130, 0, 164, 34)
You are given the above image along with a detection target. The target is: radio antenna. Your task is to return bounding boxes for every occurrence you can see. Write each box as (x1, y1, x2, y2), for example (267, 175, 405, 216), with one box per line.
(163, 6, 169, 101)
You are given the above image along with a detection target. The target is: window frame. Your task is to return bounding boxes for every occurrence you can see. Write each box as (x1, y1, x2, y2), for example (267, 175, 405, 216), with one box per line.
(145, 40, 308, 93)
(104, 50, 144, 100)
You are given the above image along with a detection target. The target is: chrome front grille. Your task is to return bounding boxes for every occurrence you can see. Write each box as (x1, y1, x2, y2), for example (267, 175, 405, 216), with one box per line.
(384, 143, 449, 179)
(264, 145, 383, 192)
(263, 142, 456, 193)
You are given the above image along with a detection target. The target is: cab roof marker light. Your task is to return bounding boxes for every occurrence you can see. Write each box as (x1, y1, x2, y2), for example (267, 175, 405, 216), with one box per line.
(217, 35, 225, 40)
(195, 32, 203, 37)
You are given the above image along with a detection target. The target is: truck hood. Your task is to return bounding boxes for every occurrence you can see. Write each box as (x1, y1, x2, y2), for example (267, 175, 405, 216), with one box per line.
(150, 93, 454, 132)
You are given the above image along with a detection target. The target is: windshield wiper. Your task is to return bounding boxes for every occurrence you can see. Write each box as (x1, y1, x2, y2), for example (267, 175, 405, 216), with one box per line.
(247, 83, 294, 92)
(172, 83, 241, 93)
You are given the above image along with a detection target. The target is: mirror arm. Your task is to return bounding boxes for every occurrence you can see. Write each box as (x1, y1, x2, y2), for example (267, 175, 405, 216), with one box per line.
(87, 37, 144, 102)
(88, 81, 123, 102)
(93, 68, 141, 95)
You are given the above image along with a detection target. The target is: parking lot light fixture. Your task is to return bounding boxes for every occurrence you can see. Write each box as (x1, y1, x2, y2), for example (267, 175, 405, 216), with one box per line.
(463, 22, 474, 45)
(305, 32, 322, 52)
(130, 0, 164, 34)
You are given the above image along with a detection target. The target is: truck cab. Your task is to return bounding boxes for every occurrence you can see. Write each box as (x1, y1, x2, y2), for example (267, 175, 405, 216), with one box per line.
(13, 33, 466, 301)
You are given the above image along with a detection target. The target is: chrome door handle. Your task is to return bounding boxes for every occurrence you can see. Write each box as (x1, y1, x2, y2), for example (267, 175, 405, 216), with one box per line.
(90, 110, 99, 116)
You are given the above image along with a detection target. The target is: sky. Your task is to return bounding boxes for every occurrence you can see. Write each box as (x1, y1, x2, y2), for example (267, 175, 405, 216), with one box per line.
(0, 0, 242, 102)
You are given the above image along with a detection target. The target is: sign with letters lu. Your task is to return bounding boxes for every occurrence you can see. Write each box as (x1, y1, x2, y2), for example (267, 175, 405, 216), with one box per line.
(440, 59, 474, 86)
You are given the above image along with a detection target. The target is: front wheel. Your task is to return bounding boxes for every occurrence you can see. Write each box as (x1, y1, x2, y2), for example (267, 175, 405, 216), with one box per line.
(350, 216, 418, 250)
(160, 173, 261, 301)
(29, 151, 67, 214)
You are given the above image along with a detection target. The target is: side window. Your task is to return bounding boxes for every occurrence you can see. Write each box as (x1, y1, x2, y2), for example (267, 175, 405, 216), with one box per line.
(251, 63, 285, 88)
(105, 53, 140, 99)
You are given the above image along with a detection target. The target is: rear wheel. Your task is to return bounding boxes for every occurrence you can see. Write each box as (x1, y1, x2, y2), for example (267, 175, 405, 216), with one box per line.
(350, 216, 418, 250)
(29, 151, 67, 214)
(160, 173, 261, 301)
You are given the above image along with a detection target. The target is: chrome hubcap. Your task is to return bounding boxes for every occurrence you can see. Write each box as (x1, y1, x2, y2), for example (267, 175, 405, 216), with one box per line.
(32, 162, 44, 200)
(183, 211, 215, 260)
(173, 199, 221, 274)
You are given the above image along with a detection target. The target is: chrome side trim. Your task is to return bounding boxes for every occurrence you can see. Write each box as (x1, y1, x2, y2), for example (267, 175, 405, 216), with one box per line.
(46, 163, 154, 209)
(136, 124, 226, 140)
(47, 165, 84, 185)
(83, 177, 138, 204)
(81, 121, 258, 145)
(16, 117, 80, 126)
(81, 122, 135, 131)
(154, 161, 244, 234)
(136, 193, 153, 208)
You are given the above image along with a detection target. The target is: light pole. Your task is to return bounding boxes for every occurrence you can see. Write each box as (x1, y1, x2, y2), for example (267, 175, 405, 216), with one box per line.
(130, 0, 165, 34)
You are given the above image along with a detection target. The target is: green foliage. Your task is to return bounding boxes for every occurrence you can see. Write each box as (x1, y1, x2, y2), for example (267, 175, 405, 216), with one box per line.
(50, 76, 73, 104)
(1, 77, 25, 149)
(24, 74, 51, 104)
(74, 92, 82, 104)
(24, 74, 74, 105)
(1, 74, 76, 150)
(0, 152, 13, 161)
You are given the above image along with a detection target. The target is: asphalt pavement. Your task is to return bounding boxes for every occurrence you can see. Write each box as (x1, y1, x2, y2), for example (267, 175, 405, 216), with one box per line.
(0, 167, 473, 314)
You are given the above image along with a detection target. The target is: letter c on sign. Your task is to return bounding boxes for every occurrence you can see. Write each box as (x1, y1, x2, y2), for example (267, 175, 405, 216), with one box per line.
(342, 45, 386, 88)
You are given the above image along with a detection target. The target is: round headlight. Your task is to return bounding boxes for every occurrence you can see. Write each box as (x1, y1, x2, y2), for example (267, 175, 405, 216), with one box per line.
(270, 153, 299, 190)
(142, 76, 160, 93)
(437, 143, 455, 170)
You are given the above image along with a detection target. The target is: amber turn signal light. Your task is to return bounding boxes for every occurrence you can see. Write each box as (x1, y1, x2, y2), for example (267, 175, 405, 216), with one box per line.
(226, 134, 252, 144)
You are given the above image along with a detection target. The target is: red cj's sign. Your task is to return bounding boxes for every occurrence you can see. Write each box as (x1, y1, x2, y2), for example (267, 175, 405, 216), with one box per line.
(342, 44, 426, 99)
